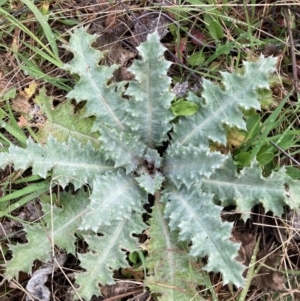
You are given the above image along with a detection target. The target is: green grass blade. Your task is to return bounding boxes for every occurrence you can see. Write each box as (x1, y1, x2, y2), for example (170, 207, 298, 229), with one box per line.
(0, 181, 51, 203)
(21, 0, 60, 59)
(0, 7, 54, 58)
(15, 53, 70, 90)
(21, 39, 62, 68)
(0, 121, 27, 146)
(249, 90, 293, 161)
(0, 184, 51, 218)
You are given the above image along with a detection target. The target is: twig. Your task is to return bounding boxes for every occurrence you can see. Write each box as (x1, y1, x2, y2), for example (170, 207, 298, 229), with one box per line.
(103, 288, 144, 301)
(270, 140, 300, 166)
(283, 7, 299, 92)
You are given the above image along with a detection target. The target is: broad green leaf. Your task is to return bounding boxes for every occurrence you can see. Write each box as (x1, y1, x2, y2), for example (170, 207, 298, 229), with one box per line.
(172, 56, 277, 147)
(161, 184, 245, 287)
(188, 51, 206, 66)
(145, 201, 205, 301)
(0, 136, 114, 189)
(171, 98, 199, 116)
(163, 141, 227, 189)
(277, 134, 295, 150)
(5, 190, 87, 280)
(204, 42, 233, 66)
(234, 151, 251, 166)
(124, 32, 175, 148)
(257, 151, 274, 165)
(64, 27, 127, 132)
(128, 251, 139, 264)
(286, 166, 300, 180)
(80, 171, 147, 232)
(34, 87, 99, 146)
(208, 20, 224, 40)
(201, 158, 300, 219)
(76, 213, 146, 300)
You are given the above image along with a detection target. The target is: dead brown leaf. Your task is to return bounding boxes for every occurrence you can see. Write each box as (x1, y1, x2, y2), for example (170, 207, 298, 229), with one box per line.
(133, 13, 169, 45)
(233, 229, 284, 292)
(252, 253, 284, 291)
(11, 81, 37, 115)
(234, 231, 256, 268)
(11, 82, 46, 128)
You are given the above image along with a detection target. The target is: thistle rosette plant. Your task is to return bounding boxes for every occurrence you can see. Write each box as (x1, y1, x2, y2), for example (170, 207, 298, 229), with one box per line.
(1, 28, 300, 300)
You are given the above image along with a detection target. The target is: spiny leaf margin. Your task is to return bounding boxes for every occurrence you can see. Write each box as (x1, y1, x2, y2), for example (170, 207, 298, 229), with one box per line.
(4, 190, 87, 280)
(64, 27, 127, 132)
(163, 141, 227, 189)
(80, 170, 148, 232)
(99, 126, 146, 173)
(0, 136, 114, 189)
(172, 56, 277, 147)
(124, 32, 175, 148)
(201, 158, 300, 219)
(76, 213, 147, 300)
(145, 200, 205, 301)
(34, 87, 100, 146)
(161, 184, 245, 287)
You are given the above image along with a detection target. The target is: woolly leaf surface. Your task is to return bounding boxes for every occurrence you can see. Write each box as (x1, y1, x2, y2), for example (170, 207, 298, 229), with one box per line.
(172, 56, 277, 147)
(144, 148, 162, 168)
(163, 141, 227, 189)
(99, 126, 146, 173)
(135, 172, 165, 194)
(124, 32, 175, 148)
(146, 201, 205, 301)
(201, 158, 300, 219)
(5, 190, 87, 280)
(75, 213, 146, 300)
(161, 184, 245, 287)
(80, 171, 147, 231)
(64, 27, 127, 132)
(0, 136, 114, 189)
